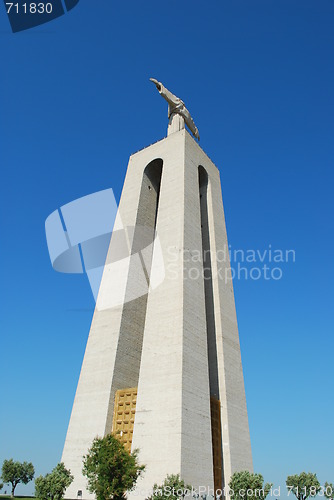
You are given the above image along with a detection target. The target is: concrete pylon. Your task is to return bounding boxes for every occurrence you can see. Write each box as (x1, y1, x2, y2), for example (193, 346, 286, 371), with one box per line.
(61, 129, 252, 500)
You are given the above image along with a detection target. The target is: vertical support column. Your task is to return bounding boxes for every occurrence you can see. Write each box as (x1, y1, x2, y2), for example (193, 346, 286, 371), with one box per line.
(130, 130, 214, 498)
(205, 160, 253, 482)
(181, 136, 214, 490)
(185, 131, 253, 490)
(61, 155, 162, 499)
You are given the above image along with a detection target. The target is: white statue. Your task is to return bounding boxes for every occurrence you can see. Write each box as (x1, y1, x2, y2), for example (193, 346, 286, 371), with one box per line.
(150, 78, 200, 140)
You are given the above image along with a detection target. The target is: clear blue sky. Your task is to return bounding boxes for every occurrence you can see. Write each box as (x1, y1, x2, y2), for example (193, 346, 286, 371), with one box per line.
(0, 0, 333, 496)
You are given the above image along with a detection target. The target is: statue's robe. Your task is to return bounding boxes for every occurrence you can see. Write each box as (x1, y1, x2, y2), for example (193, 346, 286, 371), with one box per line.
(158, 83, 200, 140)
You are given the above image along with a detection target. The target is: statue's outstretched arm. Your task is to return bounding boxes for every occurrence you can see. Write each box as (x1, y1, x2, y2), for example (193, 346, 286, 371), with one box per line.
(150, 78, 181, 107)
(182, 109, 200, 140)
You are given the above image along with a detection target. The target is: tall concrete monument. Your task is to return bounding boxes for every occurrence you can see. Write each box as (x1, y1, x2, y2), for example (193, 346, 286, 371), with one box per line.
(61, 79, 252, 499)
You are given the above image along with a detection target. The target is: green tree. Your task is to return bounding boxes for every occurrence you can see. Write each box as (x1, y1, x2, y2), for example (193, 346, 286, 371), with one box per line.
(35, 462, 74, 500)
(229, 471, 272, 500)
(82, 434, 145, 500)
(286, 472, 321, 500)
(1, 458, 35, 497)
(148, 474, 192, 500)
(0, 482, 3, 490)
(324, 483, 334, 500)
